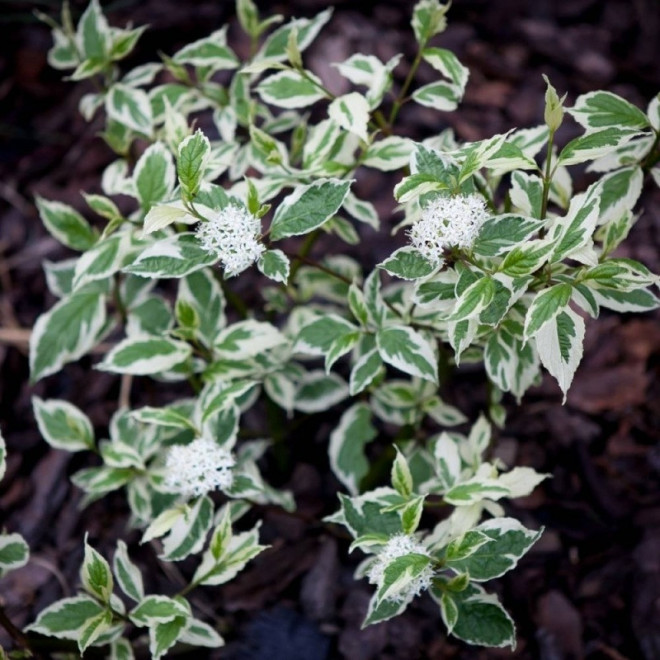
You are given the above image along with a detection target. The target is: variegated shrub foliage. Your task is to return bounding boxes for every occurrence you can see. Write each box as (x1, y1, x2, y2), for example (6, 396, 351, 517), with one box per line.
(6, 0, 658, 655)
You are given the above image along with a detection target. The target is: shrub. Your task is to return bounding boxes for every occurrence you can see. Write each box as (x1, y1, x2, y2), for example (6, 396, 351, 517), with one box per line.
(1, 0, 658, 656)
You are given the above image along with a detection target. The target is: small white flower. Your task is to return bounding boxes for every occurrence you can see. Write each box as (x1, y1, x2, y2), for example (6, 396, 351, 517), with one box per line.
(367, 533, 434, 604)
(408, 193, 489, 264)
(165, 437, 235, 499)
(196, 204, 264, 277)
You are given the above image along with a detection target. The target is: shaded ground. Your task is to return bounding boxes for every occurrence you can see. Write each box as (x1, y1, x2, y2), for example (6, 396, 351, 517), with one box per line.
(1, 1, 659, 658)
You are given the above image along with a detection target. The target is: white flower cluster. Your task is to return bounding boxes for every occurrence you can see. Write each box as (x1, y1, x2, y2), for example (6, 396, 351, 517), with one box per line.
(196, 204, 264, 276)
(367, 533, 434, 604)
(165, 437, 235, 499)
(408, 193, 489, 264)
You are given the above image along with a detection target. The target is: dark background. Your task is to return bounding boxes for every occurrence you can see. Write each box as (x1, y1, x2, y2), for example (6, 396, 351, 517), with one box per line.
(0, 1, 659, 658)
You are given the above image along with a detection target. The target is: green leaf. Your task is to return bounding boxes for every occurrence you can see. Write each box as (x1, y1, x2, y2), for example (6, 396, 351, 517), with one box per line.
(256, 9, 332, 62)
(45, 24, 79, 70)
(257, 70, 326, 109)
(257, 249, 290, 283)
(113, 541, 144, 602)
(237, 0, 259, 36)
(270, 179, 351, 240)
(110, 637, 134, 660)
(391, 448, 413, 498)
(363, 592, 408, 627)
(432, 433, 462, 490)
(329, 403, 377, 495)
(535, 307, 585, 401)
(81, 538, 113, 602)
(72, 465, 133, 496)
(160, 497, 214, 561)
(449, 276, 496, 322)
(509, 172, 543, 218)
(557, 127, 640, 167)
(110, 26, 145, 62)
(590, 286, 660, 313)
(177, 270, 226, 347)
(485, 318, 540, 402)
(547, 184, 601, 264)
(444, 479, 510, 506)
(325, 331, 360, 373)
(128, 295, 173, 337)
(376, 326, 438, 383)
(412, 0, 449, 45)
(150, 617, 188, 659)
(134, 142, 175, 209)
(32, 396, 95, 451)
(177, 130, 211, 200)
(446, 518, 542, 580)
(26, 595, 106, 640)
(179, 618, 225, 648)
(332, 489, 405, 538)
(412, 81, 460, 111)
(328, 92, 370, 142)
(349, 348, 384, 395)
(173, 28, 239, 69)
(30, 289, 107, 382)
(295, 371, 349, 413)
(0, 533, 29, 577)
(214, 319, 285, 359)
(434, 584, 516, 648)
(72, 233, 133, 291)
(363, 136, 414, 171)
(445, 530, 491, 562)
(568, 90, 650, 132)
(130, 595, 190, 626)
(98, 337, 192, 375)
(457, 133, 508, 183)
(597, 166, 643, 226)
(375, 553, 432, 604)
(295, 314, 358, 356)
(192, 521, 266, 586)
(77, 0, 109, 61)
(500, 240, 552, 277)
(36, 197, 97, 251)
(423, 47, 469, 92)
(124, 233, 218, 279)
(78, 610, 113, 654)
(378, 247, 435, 280)
(44, 258, 76, 298)
(132, 406, 197, 432)
(106, 83, 153, 135)
(472, 214, 543, 257)
(523, 283, 572, 340)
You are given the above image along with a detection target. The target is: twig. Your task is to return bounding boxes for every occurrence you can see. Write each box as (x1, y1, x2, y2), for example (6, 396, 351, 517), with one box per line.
(118, 374, 133, 409)
(0, 601, 37, 658)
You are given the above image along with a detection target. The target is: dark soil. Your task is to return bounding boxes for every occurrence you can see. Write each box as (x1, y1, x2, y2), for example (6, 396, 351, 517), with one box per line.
(1, 1, 659, 658)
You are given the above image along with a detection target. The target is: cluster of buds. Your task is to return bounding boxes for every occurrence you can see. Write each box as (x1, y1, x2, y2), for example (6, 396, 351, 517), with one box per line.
(165, 437, 235, 499)
(408, 193, 489, 264)
(367, 533, 435, 604)
(196, 204, 264, 277)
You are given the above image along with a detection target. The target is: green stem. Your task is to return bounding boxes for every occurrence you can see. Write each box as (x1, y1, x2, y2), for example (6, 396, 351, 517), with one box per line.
(112, 275, 128, 324)
(290, 254, 353, 285)
(216, 275, 249, 319)
(539, 129, 555, 221)
(388, 43, 426, 128)
(287, 229, 322, 282)
(0, 602, 36, 657)
(297, 67, 335, 101)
